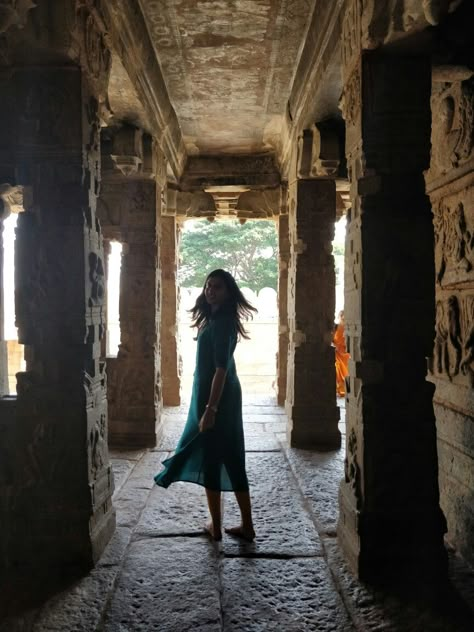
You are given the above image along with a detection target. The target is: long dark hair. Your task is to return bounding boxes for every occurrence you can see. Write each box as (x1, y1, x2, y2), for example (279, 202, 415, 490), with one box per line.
(190, 269, 257, 339)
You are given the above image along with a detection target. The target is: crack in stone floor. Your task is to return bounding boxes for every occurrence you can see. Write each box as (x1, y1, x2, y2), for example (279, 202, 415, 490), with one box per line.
(2, 397, 474, 631)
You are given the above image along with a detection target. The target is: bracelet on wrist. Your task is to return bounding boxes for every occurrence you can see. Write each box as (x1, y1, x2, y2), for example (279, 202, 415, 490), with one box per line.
(206, 404, 218, 413)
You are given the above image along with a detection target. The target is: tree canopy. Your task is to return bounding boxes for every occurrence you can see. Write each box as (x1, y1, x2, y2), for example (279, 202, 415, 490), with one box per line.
(178, 219, 278, 292)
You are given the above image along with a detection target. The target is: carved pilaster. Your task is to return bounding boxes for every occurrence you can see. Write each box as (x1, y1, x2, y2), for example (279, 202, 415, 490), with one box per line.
(338, 51, 447, 583)
(425, 70, 474, 567)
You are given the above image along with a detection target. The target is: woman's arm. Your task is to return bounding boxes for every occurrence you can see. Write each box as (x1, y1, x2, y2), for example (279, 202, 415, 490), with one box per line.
(199, 367, 227, 432)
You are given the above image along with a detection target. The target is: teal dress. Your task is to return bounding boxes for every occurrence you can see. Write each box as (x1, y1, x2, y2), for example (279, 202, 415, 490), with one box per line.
(154, 310, 249, 492)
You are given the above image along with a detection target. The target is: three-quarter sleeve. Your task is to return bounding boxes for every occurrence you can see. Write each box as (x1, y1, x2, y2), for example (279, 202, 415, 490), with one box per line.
(212, 317, 236, 369)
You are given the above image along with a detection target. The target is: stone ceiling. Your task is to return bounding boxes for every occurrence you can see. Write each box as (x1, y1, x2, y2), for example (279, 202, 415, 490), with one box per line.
(138, 0, 317, 156)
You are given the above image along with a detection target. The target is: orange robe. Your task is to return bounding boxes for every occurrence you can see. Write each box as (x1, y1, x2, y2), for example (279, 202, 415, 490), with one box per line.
(333, 323, 350, 397)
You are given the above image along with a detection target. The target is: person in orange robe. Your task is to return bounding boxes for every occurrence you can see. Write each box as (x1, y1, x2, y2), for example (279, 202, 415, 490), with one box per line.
(333, 310, 350, 397)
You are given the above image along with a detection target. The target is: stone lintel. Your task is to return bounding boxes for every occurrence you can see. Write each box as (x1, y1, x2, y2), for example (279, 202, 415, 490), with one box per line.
(166, 185, 283, 219)
(180, 155, 281, 192)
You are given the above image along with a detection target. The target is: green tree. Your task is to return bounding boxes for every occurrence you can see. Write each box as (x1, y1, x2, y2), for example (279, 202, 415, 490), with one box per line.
(178, 219, 278, 292)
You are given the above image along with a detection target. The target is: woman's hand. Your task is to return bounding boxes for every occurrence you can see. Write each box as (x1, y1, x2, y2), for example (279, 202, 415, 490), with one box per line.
(199, 408, 216, 433)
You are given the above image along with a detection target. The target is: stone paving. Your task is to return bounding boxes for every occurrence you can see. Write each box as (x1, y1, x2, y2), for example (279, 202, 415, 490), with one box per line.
(2, 397, 474, 631)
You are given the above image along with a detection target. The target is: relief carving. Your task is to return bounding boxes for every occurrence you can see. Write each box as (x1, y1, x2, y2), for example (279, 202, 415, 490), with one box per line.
(74, 2, 111, 99)
(340, 67, 361, 128)
(88, 251, 105, 307)
(460, 296, 474, 385)
(430, 78, 474, 179)
(85, 95, 101, 196)
(344, 427, 362, 509)
(434, 197, 473, 286)
(433, 295, 469, 380)
(342, 0, 361, 76)
(0, 0, 35, 34)
(89, 411, 107, 479)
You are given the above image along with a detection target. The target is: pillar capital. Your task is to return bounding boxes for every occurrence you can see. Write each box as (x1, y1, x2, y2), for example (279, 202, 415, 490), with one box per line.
(297, 120, 342, 180)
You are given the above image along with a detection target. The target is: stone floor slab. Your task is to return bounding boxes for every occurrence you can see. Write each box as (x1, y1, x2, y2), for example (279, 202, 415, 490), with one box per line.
(244, 414, 288, 424)
(103, 538, 222, 632)
(32, 566, 118, 632)
(111, 459, 137, 498)
(283, 448, 345, 532)
(243, 406, 287, 416)
(156, 423, 280, 453)
(244, 435, 281, 451)
(222, 453, 323, 557)
(136, 482, 209, 537)
(221, 557, 353, 631)
(242, 395, 279, 405)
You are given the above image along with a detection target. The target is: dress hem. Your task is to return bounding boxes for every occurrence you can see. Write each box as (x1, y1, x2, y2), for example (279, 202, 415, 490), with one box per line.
(154, 475, 249, 494)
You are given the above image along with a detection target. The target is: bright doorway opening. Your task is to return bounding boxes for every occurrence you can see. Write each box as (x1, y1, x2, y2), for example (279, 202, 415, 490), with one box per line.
(178, 218, 279, 397)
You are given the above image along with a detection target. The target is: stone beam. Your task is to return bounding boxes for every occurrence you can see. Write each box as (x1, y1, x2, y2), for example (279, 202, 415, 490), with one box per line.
(100, 0, 187, 181)
(180, 155, 280, 191)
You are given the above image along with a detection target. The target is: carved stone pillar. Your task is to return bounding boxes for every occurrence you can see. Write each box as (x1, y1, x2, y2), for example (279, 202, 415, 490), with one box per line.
(277, 213, 290, 405)
(160, 214, 181, 406)
(425, 70, 474, 567)
(0, 66, 115, 583)
(286, 177, 340, 449)
(98, 173, 161, 447)
(337, 51, 447, 583)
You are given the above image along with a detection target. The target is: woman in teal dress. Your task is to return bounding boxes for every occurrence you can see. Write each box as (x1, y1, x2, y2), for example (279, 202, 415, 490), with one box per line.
(154, 269, 257, 542)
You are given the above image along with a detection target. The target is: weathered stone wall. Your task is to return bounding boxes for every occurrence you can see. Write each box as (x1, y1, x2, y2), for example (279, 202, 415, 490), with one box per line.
(425, 72, 474, 567)
(98, 174, 162, 446)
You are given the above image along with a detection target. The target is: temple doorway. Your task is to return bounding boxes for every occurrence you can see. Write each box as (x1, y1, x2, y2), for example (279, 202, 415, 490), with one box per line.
(177, 218, 279, 400)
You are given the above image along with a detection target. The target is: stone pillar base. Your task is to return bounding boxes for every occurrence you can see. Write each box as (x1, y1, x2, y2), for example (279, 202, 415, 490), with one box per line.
(287, 404, 341, 449)
(338, 481, 448, 585)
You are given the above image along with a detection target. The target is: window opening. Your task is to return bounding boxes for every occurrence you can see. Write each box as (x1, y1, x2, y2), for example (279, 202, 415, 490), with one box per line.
(106, 241, 122, 358)
(2, 213, 25, 395)
(333, 214, 346, 319)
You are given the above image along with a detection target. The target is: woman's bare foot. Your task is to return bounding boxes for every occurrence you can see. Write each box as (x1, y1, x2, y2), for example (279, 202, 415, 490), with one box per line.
(224, 525, 255, 542)
(204, 522, 222, 541)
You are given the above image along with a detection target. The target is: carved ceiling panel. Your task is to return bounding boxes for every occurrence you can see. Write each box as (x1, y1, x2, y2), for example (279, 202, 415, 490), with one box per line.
(138, 0, 316, 156)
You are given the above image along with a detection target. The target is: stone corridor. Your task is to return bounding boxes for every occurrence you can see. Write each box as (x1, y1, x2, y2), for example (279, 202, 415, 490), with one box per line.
(3, 398, 474, 632)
